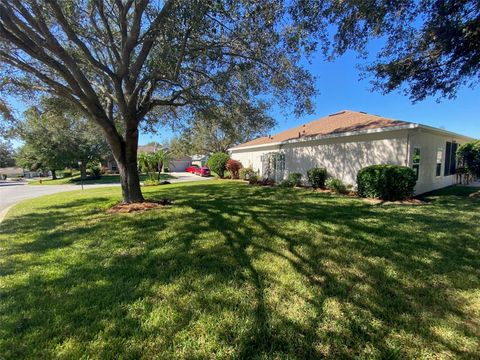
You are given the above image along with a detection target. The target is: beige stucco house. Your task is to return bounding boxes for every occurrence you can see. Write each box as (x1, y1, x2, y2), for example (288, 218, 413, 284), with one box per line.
(229, 110, 474, 194)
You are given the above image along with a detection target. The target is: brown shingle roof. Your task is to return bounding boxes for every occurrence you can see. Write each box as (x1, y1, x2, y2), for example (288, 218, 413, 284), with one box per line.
(232, 110, 411, 149)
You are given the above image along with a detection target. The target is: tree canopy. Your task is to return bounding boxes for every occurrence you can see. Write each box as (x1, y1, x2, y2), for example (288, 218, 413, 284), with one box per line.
(15, 98, 110, 178)
(173, 103, 275, 154)
(295, 0, 480, 101)
(0, 140, 16, 167)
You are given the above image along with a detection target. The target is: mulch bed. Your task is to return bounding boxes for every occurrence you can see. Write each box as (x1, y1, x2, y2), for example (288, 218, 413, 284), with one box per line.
(362, 198, 426, 205)
(107, 199, 172, 213)
(469, 191, 480, 198)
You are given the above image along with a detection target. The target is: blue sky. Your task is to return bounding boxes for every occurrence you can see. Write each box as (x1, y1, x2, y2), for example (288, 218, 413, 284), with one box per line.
(141, 48, 479, 145)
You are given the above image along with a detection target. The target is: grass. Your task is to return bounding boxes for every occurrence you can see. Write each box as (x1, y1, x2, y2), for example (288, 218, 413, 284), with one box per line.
(28, 173, 175, 185)
(1, 182, 479, 359)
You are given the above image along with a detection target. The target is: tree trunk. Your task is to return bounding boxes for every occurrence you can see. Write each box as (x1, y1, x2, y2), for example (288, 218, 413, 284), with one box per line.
(80, 163, 87, 180)
(157, 161, 163, 180)
(98, 118, 144, 203)
(51, 170, 57, 180)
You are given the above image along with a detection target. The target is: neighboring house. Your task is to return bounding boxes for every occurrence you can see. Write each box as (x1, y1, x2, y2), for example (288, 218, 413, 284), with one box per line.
(0, 167, 44, 179)
(191, 154, 209, 167)
(103, 155, 118, 173)
(138, 144, 193, 172)
(169, 156, 193, 172)
(229, 110, 474, 194)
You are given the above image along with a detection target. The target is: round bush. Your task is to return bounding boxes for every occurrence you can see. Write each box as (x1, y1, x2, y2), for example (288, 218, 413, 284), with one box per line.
(207, 152, 230, 178)
(357, 165, 416, 201)
(307, 167, 327, 188)
(287, 172, 302, 186)
(325, 178, 348, 194)
(239, 167, 256, 180)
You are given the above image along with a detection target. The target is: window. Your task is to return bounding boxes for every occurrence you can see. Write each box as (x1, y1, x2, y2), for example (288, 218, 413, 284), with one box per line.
(436, 148, 443, 176)
(444, 141, 458, 176)
(412, 147, 420, 180)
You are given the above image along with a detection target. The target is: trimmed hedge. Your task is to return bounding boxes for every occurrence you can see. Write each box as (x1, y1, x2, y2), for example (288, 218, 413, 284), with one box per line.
(307, 167, 327, 188)
(357, 165, 416, 201)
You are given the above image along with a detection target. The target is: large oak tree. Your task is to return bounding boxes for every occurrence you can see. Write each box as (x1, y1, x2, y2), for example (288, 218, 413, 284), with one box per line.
(0, 0, 316, 202)
(15, 98, 110, 179)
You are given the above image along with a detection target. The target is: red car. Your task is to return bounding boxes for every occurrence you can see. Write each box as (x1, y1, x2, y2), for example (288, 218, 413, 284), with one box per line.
(186, 165, 199, 173)
(194, 166, 211, 177)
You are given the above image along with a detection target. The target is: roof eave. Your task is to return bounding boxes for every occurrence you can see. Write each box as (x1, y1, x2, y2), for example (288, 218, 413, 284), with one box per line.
(416, 124, 475, 141)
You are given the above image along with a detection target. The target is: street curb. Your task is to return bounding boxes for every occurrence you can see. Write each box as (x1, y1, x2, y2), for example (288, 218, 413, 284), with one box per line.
(0, 204, 15, 223)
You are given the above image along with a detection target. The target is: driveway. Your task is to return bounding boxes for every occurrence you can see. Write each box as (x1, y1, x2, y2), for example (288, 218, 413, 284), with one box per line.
(0, 172, 212, 222)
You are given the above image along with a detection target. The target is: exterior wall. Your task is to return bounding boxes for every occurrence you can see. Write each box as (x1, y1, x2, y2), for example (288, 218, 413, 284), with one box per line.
(231, 130, 409, 186)
(406, 129, 468, 194)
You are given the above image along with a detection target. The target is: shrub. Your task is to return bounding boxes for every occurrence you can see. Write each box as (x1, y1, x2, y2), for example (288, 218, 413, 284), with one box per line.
(1, 174, 6, 180)
(89, 166, 102, 178)
(357, 165, 416, 201)
(288, 172, 302, 186)
(248, 174, 259, 185)
(307, 167, 327, 188)
(258, 178, 275, 186)
(457, 140, 480, 177)
(325, 178, 348, 194)
(207, 152, 230, 178)
(143, 179, 171, 186)
(226, 159, 243, 179)
(279, 179, 294, 187)
(239, 167, 256, 180)
(61, 170, 72, 178)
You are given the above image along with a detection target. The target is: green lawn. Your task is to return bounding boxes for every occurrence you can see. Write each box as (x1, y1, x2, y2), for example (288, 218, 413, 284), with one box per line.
(28, 173, 175, 185)
(1, 182, 479, 359)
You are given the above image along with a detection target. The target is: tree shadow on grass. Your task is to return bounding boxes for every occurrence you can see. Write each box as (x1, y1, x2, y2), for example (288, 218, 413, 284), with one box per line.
(0, 183, 479, 358)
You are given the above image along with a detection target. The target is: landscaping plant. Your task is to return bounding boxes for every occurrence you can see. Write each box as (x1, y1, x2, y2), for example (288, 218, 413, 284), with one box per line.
(457, 140, 480, 178)
(325, 178, 349, 194)
(207, 152, 230, 178)
(226, 159, 243, 179)
(288, 173, 303, 186)
(357, 165, 417, 201)
(239, 167, 256, 181)
(307, 167, 328, 188)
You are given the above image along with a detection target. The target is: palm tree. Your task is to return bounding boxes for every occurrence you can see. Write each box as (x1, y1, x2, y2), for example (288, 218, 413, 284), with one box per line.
(155, 149, 172, 179)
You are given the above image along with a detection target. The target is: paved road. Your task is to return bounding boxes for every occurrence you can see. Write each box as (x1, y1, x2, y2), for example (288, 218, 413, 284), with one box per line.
(0, 172, 212, 222)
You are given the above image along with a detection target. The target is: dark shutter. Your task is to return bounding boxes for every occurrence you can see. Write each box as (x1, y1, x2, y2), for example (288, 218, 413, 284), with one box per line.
(444, 142, 452, 176)
(450, 142, 458, 175)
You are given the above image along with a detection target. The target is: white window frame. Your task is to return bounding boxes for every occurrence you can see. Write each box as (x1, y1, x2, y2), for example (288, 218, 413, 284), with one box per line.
(412, 146, 421, 180)
(435, 147, 443, 177)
